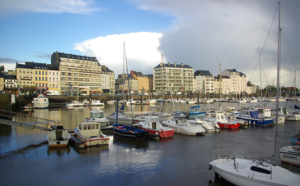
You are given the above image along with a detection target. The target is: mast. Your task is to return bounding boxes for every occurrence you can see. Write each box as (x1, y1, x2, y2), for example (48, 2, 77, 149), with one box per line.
(219, 63, 222, 110)
(274, 2, 281, 157)
(161, 55, 164, 112)
(122, 42, 125, 103)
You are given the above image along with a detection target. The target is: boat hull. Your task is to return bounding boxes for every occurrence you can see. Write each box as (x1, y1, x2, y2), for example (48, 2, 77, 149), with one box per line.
(74, 129, 109, 147)
(217, 122, 240, 129)
(112, 124, 149, 140)
(279, 146, 300, 166)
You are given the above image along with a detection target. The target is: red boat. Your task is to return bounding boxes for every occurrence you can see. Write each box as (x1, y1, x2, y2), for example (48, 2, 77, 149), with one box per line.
(205, 111, 241, 129)
(138, 116, 174, 139)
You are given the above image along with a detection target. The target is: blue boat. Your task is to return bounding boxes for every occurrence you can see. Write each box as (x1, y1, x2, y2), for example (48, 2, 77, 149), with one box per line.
(188, 105, 206, 119)
(237, 109, 274, 126)
(290, 131, 300, 146)
(112, 123, 149, 140)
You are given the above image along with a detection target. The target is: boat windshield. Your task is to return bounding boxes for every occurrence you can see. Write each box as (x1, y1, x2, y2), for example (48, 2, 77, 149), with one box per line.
(91, 112, 104, 118)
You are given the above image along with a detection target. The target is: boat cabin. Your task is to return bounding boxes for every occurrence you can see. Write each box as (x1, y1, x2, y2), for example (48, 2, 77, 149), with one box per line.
(78, 122, 101, 137)
(90, 111, 105, 119)
(144, 116, 161, 129)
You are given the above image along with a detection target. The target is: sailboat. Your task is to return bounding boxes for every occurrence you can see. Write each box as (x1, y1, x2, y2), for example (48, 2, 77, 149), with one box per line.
(209, 3, 300, 185)
(107, 43, 134, 126)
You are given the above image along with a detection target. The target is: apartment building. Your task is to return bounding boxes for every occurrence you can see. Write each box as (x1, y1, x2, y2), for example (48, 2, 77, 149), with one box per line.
(47, 66, 60, 94)
(0, 73, 4, 91)
(16, 63, 34, 88)
(221, 69, 247, 94)
(130, 71, 153, 93)
(51, 52, 102, 95)
(153, 59, 194, 94)
(101, 65, 115, 94)
(194, 70, 214, 94)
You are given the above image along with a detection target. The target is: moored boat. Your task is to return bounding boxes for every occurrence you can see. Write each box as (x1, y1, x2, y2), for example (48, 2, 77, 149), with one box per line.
(162, 117, 205, 136)
(112, 123, 149, 140)
(279, 145, 300, 166)
(32, 94, 49, 109)
(66, 100, 85, 107)
(74, 122, 110, 147)
(205, 111, 241, 129)
(85, 110, 110, 129)
(47, 125, 71, 148)
(138, 116, 174, 139)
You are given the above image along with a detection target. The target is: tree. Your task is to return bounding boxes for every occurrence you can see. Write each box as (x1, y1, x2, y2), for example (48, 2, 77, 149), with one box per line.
(0, 65, 4, 72)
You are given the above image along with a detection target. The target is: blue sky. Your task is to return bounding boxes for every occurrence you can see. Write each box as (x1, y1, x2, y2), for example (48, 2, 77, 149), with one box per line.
(0, 0, 299, 89)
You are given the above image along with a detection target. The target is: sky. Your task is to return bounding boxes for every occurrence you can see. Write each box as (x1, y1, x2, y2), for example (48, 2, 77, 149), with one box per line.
(0, 0, 299, 89)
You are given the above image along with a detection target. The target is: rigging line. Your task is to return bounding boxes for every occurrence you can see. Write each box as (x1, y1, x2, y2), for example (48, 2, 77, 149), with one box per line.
(124, 43, 133, 117)
(249, 4, 278, 82)
(282, 33, 297, 70)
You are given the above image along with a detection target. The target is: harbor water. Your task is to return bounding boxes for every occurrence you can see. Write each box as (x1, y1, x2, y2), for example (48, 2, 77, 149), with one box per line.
(0, 101, 300, 185)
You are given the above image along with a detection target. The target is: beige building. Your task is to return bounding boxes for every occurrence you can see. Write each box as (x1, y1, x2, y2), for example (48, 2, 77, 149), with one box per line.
(48, 66, 60, 94)
(51, 52, 102, 95)
(221, 69, 247, 95)
(153, 58, 194, 94)
(101, 66, 115, 94)
(194, 70, 214, 94)
(16, 63, 34, 89)
(130, 71, 152, 93)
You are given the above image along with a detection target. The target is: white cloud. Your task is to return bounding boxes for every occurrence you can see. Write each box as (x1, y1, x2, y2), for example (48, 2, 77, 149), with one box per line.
(74, 32, 163, 76)
(0, 0, 99, 16)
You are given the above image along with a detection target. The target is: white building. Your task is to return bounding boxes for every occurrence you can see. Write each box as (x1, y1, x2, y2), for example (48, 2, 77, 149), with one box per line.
(221, 69, 247, 95)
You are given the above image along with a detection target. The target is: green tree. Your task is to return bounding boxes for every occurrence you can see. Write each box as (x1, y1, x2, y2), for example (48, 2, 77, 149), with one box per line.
(0, 65, 4, 72)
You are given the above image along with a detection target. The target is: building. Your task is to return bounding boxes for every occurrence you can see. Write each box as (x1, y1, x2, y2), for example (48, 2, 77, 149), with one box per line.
(51, 51, 102, 95)
(16, 63, 34, 89)
(3, 75, 18, 90)
(153, 56, 194, 94)
(101, 66, 115, 94)
(0, 73, 4, 92)
(118, 74, 139, 93)
(194, 70, 214, 94)
(130, 71, 152, 94)
(221, 69, 247, 95)
(47, 66, 60, 95)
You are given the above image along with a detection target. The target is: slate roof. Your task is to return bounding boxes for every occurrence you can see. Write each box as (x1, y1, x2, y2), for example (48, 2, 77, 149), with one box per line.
(194, 70, 212, 76)
(153, 63, 193, 69)
(55, 52, 98, 62)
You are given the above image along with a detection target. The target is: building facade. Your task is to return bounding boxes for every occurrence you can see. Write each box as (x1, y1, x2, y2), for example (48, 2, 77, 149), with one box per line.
(51, 52, 102, 95)
(221, 69, 247, 95)
(153, 59, 194, 94)
(194, 70, 214, 94)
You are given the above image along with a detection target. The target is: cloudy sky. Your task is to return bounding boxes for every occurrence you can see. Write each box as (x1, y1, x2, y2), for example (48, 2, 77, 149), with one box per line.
(0, 0, 299, 88)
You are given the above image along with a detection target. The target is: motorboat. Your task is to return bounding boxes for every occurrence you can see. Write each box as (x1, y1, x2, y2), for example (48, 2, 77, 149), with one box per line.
(47, 125, 71, 148)
(66, 100, 85, 107)
(32, 94, 49, 109)
(237, 108, 273, 126)
(162, 117, 205, 136)
(188, 105, 206, 120)
(85, 110, 110, 129)
(192, 118, 220, 132)
(74, 122, 110, 147)
(273, 105, 299, 121)
(205, 111, 241, 129)
(138, 116, 174, 139)
(279, 145, 300, 166)
(107, 111, 134, 126)
(112, 123, 149, 140)
(90, 100, 104, 106)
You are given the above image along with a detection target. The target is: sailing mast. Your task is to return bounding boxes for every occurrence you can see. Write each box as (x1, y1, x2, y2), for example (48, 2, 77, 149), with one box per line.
(274, 2, 281, 157)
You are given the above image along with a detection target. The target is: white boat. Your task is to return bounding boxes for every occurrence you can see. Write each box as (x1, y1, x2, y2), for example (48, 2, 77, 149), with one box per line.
(47, 125, 71, 148)
(85, 110, 109, 129)
(209, 3, 300, 185)
(107, 100, 116, 104)
(107, 111, 134, 126)
(162, 117, 205, 136)
(74, 122, 109, 147)
(275, 106, 300, 121)
(209, 156, 300, 186)
(66, 100, 85, 107)
(190, 118, 220, 132)
(280, 145, 300, 166)
(32, 94, 49, 109)
(90, 100, 104, 106)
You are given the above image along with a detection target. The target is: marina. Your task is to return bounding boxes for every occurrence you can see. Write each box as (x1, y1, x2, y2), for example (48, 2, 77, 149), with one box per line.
(0, 101, 300, 185)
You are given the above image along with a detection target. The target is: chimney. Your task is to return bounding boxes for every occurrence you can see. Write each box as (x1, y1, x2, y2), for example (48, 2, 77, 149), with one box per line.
(174, 62, 176, 67)
(181, 63, 183, 67)
(160, 54, 164, 67)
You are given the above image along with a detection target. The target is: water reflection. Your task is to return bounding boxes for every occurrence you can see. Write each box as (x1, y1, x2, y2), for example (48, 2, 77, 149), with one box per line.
(113, 137, 149, 149)
(72, 145, 109, 155)
(47, 146, 71, 156)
